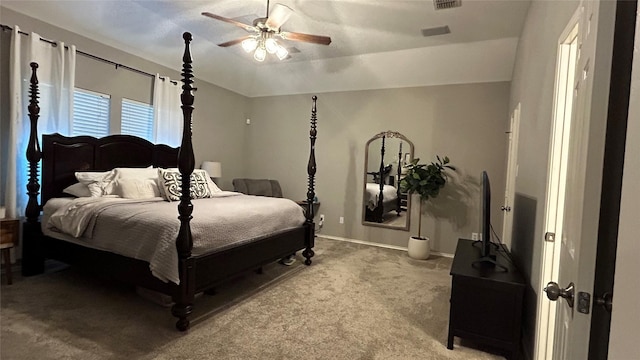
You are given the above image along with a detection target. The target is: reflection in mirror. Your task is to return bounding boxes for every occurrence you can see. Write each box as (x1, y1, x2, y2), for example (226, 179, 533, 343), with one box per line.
(362, 131, 414, 230)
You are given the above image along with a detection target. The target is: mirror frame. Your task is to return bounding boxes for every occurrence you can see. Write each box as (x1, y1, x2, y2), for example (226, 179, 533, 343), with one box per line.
(362, 130, 414, 231)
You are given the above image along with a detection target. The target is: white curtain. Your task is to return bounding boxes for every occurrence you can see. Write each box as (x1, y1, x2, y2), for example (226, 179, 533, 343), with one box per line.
(153, 74, 182, 147)
(3, 26, 76, 218)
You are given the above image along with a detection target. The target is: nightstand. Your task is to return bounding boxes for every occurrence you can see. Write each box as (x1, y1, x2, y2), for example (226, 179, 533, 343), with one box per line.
(295, 200, 320, 216)
(1, 218, 19, 285)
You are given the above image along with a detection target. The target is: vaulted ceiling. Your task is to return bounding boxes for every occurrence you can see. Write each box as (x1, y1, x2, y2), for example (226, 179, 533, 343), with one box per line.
(3, 0, 531, 97)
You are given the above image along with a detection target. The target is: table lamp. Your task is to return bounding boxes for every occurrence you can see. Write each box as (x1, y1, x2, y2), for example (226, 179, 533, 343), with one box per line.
(201, 161, 222, 182)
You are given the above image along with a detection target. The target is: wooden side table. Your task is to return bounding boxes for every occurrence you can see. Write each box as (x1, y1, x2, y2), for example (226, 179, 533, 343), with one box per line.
(295, 200, 320, 217)
(1, 218, 19, 285)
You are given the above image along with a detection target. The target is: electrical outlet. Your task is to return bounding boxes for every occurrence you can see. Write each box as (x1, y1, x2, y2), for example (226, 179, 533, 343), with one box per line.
(471, 232, 479, 240)
(339, 216, 344, 224)
(319, 214, 325, 222)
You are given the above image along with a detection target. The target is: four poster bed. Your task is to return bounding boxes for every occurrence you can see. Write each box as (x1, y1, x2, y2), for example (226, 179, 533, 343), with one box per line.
(364, 135, 402, 223)
(21, 32, 319, 331)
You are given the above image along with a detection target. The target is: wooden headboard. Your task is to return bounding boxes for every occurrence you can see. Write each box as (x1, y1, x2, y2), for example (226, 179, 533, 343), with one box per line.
(41, 133, 179, 205)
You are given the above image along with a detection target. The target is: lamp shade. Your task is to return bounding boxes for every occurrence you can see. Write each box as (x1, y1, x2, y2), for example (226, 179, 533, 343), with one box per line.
(201, 161, 222, 178)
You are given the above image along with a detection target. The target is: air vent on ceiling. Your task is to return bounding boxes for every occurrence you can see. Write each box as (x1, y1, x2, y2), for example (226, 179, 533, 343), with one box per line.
(433, 0, 462, 10)
(421, 25, 451, 37)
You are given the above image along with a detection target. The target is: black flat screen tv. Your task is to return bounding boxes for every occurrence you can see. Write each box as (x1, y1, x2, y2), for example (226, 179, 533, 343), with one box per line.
(481, 170, 492, 258)
(473, 170, 507, 271)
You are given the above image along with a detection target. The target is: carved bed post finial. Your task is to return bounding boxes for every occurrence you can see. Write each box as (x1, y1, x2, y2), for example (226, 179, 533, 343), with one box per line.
(172, 32, 196, 332)
(26, 62, 42, 223)
(303, 95, 317, 266)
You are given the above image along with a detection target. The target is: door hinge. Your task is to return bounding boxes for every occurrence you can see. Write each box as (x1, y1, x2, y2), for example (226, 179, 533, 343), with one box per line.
(545, 232, 556, 242)
(594, 292, 613, 313)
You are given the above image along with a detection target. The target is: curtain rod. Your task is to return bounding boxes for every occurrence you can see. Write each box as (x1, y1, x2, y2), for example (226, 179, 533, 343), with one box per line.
(1, 24, 177, 85)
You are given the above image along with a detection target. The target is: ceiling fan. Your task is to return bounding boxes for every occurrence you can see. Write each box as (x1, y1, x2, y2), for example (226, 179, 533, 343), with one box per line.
(202, 0, 332, 62)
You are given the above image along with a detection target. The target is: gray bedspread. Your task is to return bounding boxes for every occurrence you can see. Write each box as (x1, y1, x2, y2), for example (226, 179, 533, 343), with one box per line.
(43, 192, 306, 284)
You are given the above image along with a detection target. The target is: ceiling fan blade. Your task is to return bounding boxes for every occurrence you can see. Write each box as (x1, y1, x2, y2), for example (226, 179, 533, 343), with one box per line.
(217, 36, 253, 47)
(202, 12, 255, 32)
(265, 4, 293, 30)
(281, 31, 332, 45)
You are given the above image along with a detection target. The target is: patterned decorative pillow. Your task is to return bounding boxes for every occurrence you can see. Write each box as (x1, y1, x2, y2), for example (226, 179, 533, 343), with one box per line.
(157, 168, 212, 201)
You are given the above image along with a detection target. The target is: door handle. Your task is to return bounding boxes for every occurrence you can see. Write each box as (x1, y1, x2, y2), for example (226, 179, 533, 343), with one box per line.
(544, 281, 575, 308)
(501, 205, 512, 212)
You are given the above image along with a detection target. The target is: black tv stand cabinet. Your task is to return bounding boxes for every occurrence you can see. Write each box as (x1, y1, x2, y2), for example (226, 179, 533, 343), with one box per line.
(447, 239, 525, 360)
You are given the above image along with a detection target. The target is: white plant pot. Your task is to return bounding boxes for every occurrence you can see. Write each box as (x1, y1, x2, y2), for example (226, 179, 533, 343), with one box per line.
(408, 236, 431, 260)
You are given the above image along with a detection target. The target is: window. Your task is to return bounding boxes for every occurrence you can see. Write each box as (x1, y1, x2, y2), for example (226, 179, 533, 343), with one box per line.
(72, 89, 110, 137)
(121, 98, 154, 142)
(71, 90, 155, 141)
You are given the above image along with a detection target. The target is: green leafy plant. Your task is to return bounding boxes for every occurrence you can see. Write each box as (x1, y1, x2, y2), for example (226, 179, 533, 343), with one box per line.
(400, 155, 455, 239)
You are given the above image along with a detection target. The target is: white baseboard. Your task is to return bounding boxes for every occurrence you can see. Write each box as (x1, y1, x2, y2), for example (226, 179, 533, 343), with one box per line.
(317, 234, 454, 258)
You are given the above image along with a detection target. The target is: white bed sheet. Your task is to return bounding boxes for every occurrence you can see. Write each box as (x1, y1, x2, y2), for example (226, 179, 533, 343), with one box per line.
(365, 183, 398, 210)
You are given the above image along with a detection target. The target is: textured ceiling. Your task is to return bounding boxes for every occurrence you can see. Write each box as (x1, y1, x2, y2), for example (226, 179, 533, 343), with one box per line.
(2, 0, 531, 97)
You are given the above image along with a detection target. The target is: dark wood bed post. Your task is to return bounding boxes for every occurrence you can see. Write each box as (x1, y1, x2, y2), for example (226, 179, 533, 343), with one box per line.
(302, 95, 318, 266)
(396, 142, 402, 215)
(376, 135, 386, 222)
(171, 32, 196, 332)
(23, 62, 45, 276)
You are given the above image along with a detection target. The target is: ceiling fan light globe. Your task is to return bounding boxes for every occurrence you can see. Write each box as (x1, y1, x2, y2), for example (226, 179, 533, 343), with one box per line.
(265, 38, 279, 54)
(276, 45, 289, 60)
(254, 47, 267, 62)
(241, 38, 258, 53)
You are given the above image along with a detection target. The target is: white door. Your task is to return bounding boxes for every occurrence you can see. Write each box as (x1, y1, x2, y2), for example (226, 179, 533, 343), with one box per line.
(535, 9, 581, 360)
(542, 1, 616, 359)
(501, 103, 520, 248)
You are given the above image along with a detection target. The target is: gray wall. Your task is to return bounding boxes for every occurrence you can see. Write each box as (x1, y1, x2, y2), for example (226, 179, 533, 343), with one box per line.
(246, 83, 511, 255)
(1, 7, 511, 256)
(0, 7, 250, 192)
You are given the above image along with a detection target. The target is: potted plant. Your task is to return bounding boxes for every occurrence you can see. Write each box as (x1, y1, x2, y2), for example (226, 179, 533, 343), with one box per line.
(400, 155, 455, 259)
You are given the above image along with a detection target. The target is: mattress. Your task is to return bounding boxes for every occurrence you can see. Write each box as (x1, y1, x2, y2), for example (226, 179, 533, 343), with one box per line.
(42, 192, 306, 284)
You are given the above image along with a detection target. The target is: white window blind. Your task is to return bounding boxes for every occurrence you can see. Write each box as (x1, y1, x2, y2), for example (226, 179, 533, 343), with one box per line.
(121, 98, 154, 142)
(73, 89, 110, 137)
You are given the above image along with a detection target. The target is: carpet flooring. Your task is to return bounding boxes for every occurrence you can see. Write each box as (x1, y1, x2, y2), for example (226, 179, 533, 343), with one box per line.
(1, 237, 505, 359)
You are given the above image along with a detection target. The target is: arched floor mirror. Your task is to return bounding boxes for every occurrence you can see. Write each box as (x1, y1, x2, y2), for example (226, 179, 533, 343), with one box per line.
(362, 131, 414, 230)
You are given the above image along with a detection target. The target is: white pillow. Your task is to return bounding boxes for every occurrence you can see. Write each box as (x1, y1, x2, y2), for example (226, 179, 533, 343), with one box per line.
(116, 178, 160, 199)
(202, 171, 222, 194)
(114, 166, 157, 180)
(62, 182, 92, 197)
(157, 168, 214, 201)
(75, 171, 117, 197)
